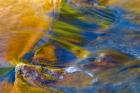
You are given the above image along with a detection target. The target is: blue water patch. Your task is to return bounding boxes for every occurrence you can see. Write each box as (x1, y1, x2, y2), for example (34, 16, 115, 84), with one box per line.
(55, 47, 77, 65)
(0, 68, 15, 84)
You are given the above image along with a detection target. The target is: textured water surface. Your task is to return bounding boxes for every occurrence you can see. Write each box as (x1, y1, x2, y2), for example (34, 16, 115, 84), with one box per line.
(0, 0, 140, 93)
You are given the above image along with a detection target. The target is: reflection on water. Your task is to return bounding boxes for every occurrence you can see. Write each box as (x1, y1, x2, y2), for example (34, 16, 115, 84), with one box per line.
(0, 0, 140, 93)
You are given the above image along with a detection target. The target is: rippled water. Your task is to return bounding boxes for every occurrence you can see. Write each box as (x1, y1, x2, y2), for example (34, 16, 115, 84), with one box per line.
(0, 0, 140, 93)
